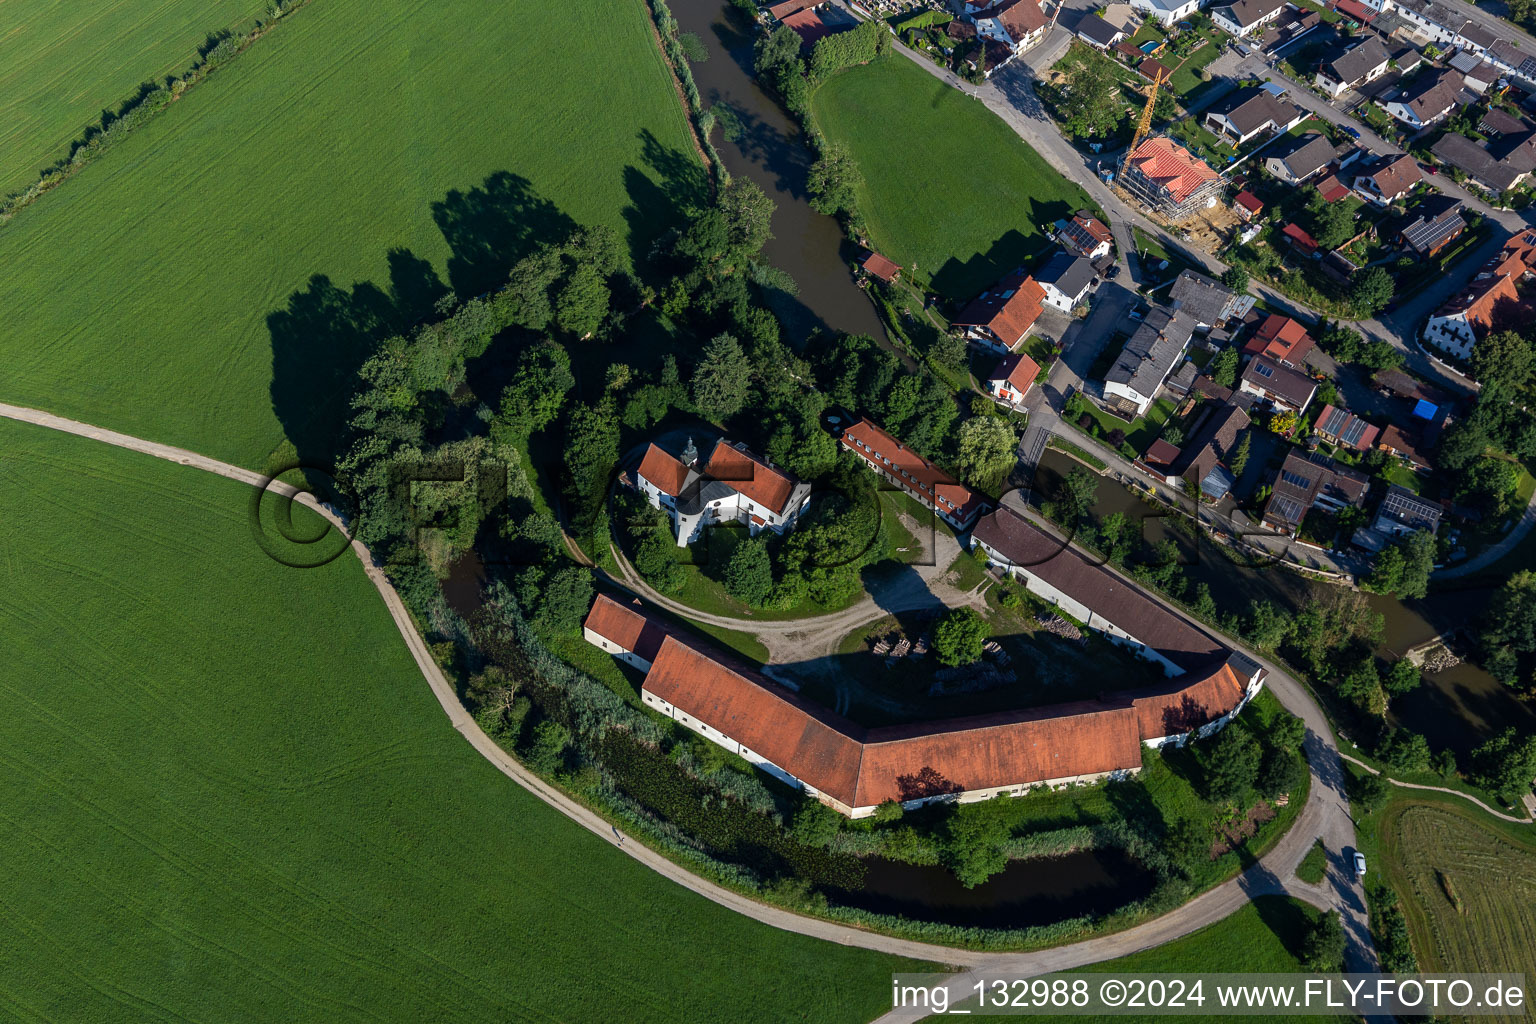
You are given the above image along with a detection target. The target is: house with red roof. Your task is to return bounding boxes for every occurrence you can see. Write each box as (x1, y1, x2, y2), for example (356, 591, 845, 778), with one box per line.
(1423, 230, 1536, 360)
(1058, 210, 1113, 258)
(1315, 403, 1380, 450)
(986, 351, 1042, 406)
(1353, 153, 1422, 206)
(1314, 174, 1351, 203)
(1120, 137, 1222, 220)
(839, 417, 986, 530)
(861, 251, 901, 284)
(1244, 314, 1315, 366)
(952, 270, 1047, 352)
(636, 437, 812, 545)
(1282, 222, 1319, 256)
(1233, 190, 1264, 222)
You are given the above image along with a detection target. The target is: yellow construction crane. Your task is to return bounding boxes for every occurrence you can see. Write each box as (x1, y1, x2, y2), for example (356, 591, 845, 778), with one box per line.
(1126, 68, 1169, 159)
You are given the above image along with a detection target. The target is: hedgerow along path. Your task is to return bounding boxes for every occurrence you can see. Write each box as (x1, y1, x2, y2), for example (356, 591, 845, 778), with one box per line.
(0, 410, 926, 1023)
(808, 53, 1095, 301)
(0, 0, 702, 473)
(0, 399, 1367, 998)
(0, 0, 265, 194)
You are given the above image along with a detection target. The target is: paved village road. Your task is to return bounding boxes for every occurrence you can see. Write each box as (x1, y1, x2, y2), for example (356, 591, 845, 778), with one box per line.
(2, 399, 1373, 1015)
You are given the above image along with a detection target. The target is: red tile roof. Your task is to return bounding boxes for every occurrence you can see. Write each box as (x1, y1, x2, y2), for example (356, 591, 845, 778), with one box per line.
(1282, 222, 1319, 254)
(1127, 137, 1219, 204)
(583, 594, 669, 663)
(781, 6, 834, 43)
(767, 0, 815, 16)
(1359, 154, 1420, 199)
(1330, 0, 1375, 20)
(841, 417, 986, 522)
(989, 351, 1041, 394)
(952, 271, 1046, 347)
(636, 443, 690, 496)
(703, 440, 796, 515)
(992, 0, 1048, 39)
(863, 251, 901, 283)
(1244, 313, 1315, 364)
(1234, 190, 1264, 213)
(1132, 663, 1247, 740)
(1315, 174, 1351, 203)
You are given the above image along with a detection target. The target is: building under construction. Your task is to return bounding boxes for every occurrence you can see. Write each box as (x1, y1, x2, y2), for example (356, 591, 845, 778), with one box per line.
(1119, 135, 1224, 221)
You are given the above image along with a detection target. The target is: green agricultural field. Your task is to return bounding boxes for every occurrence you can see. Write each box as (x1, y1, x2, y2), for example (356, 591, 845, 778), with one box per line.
(0, 0, 265, 194)
(0, 416, 915, 1022)
(1389, 804, 1536, 1017)
(810, 54, 1093, 301)
(0, 0, 702, 472)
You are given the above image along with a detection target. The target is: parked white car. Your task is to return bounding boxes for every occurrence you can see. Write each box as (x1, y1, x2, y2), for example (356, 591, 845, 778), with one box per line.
(1354, 852, 1367, 877)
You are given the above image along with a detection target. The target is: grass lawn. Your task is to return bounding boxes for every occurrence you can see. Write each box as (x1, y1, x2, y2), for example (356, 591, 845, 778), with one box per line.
(1070, 395, 1177, 457)
(810, 54, 1094, 301)
(1383, 803, 1536, 990)
(0, 0, 702, 472)
(0, 0, 267, 194)
(1047, 435, 1109, 472)
(0, 416, 916, 1022)
(1297, 838, 1328, 884)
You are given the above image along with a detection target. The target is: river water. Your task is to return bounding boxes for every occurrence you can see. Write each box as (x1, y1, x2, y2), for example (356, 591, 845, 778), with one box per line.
(1033, 449, 1536, 756)
(669, 0, 889, 345)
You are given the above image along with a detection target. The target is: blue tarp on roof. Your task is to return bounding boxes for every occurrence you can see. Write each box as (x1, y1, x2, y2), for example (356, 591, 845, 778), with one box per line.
(1412, 399, 1438, 420)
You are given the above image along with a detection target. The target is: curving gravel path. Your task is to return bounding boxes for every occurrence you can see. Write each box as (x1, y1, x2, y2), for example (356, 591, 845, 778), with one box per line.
(1338, 751, 1535, 824)
(0, 400, 1375, 1013)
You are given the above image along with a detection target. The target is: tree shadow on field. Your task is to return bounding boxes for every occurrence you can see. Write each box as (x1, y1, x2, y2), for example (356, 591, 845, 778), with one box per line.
(431, 170, 576, 297)
(621, 129, 709, 270)
(269, 173, 574, 476)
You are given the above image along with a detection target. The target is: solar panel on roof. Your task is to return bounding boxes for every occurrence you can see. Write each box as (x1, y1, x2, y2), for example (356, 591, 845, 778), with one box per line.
(1271, 496, 1305, 522)
(1254, 363, 1274, 378)
(1280, 470, 1313, 489)
(1341, 419, 1370, 446)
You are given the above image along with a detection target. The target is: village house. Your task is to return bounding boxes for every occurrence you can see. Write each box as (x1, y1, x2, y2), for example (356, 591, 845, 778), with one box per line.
(986, 351, 1042, 406)
(1379, 68, 1465, 129)
(1314, 402, 1381, 450)
(1210, 0, 1286, 36)
(1377, 422, 1433, 470)
(861, 251, 901, 284)
(1128, 0, 1205, 25)
(636, 437, 812, 546)
(1033, 251, 1098, 311)
(1203, 86, 1304, 146)
(1168, 269, 1246, 331)
(1388, 0, 1496, 50)
(1374, 483, 1442, 536)
(1399, 194, 1466, 257)
(839, 417, 986, 530)
(1261, 449, 1370, 535)
(1239, 354, 1317, 413)
(1447, 50, 1501, 94)
(968, 0, 1050, 65)
(1167, 402, 1251, 500)
(1077, 14, 1127, 48)
(1352, 152, 1422, 205)
(1233, 189, 1265, 222)
(952, 270, 1046, 352)
(1487, 38, 1536, 86)
(1264, 133, 1339, 184)
(1104, 306, 1197, 417)
(1058, 210, 1114, 259)
(1120, 137, 1223, 220)
(1314, 37, 1391, 99)
(1243, 313, 1314, 366)
(1421, 230, 1536, 360)
(1430, 109, 1536, 195)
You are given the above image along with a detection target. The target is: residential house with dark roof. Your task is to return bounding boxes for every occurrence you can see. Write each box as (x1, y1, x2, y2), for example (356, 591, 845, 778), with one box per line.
(636, 437, 812, 545)
(1380, 68, 1466, 129)
(1431, 111, 1536, 194)
(840, 418, 986, 530)
(1399, 194, 1466, 256)
(1103, 307, 1197, 417)
(1168, 269, 1244, 330)
(1211, 0, 1287, 36)
(1262, 449, 1370, 535)
(985, 351, 1041, 406)
(1034, 252, 1098, 311)
(1244, 314, 1315, 366)
(1239, 354, 1317, 414)
(1058, 210, 1114, 259)
(1315, 37, 1391, 98)
(1315, 403, 1381, 450)
(1377, 422, 1432, 470)
(953, 270, 1046, 352)
(1374, 483, 1441, 536)
(1203, 86, 1304, 146)
(1264, 133, 1339, 184)
(1077, 14, 1127, 47)
(1352, 152, 1422, 205)
(1168, 403, 1250, 500)
(1448, 50, 1500, 94)
(1120, 137, 1223, 219)
(970, 0, 1050, 67)
(1488, 38, 1536, 85)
